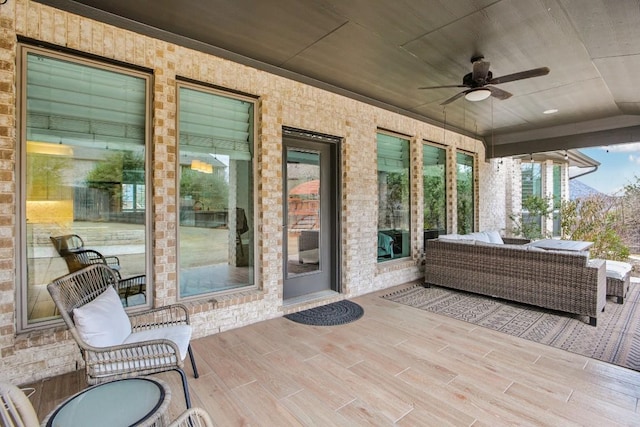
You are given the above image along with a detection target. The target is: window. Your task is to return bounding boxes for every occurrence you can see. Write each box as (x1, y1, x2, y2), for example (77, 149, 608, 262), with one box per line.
(520, 162, 543, 236)
(552, 164, 562, 236)
(377, 132, 411, 261)
(423, 144, 446, 235)
(456, 151, 475, 234)
(521, 162, 543, 198)
(18, 46, 150, 329)
(177, 84, 255, 297)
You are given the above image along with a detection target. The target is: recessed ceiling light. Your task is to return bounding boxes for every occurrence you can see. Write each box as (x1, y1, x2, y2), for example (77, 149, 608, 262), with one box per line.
(543, 108, 558, 114)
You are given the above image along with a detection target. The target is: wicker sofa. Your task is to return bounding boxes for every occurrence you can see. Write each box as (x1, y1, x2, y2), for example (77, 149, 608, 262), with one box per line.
(424, 234, 607, 326)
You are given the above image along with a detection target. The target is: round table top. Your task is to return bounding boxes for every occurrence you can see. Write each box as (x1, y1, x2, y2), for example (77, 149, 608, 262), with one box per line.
(45, 378, 170, 427)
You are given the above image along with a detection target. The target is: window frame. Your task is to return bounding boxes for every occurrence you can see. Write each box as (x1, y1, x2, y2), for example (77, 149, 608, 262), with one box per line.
(175, 80, 258, 300)
(422, 141, 447, 235)
(376, 130, 412, 262)
(16, 44, 153, 332)
(456, 150, 476, 234)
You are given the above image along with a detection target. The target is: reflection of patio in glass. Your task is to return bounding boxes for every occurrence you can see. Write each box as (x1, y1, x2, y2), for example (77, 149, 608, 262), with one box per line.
(179, 225, 252, 297)
(28, 222, 251, 320)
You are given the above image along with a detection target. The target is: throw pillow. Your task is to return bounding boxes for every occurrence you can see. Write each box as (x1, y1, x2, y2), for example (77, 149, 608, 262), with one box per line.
(73, 286, 131, 348)
(485, 230, 504, 244)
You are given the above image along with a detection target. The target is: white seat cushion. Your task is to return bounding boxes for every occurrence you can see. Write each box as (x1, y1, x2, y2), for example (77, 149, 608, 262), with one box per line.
(123, 324, 192, 360)
(73, 286, 131, 348)
(605, 260, 632, 280)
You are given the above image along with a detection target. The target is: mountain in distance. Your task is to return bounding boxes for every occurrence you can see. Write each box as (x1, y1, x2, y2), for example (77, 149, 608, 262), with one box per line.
(570, 179, 606, 200)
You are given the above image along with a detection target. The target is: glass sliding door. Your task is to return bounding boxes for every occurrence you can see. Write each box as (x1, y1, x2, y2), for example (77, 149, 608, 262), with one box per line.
(18, 46, 150, 329)
(177, 84, 254, 298)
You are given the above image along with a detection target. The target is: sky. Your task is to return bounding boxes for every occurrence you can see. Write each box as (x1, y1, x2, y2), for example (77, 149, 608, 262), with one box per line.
(574, 142, 640, 196)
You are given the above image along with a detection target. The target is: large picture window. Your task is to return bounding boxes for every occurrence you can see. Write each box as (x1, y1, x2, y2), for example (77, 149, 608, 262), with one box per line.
(456, 151, 475, 234)
(18, 46, 150, 329)
(377, 132, 411, 261)
(177, 84, 255, 297)
(423, 144, 447, 235)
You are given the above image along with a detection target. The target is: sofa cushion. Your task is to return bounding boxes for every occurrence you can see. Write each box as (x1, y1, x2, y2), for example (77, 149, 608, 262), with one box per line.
(468, 232, 491, 243)
(123, 324, 192, 360)
(438, 234, 460, 240)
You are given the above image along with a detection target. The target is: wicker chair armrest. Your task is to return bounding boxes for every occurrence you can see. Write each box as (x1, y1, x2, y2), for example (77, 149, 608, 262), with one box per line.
(73, 249, 107, 263)
(103, 255, 121, 265)
(168, 407, 215, 427)
(502, 237, 531, 245)
(118, 274, 146, 291)
(129, 304, 190, 331)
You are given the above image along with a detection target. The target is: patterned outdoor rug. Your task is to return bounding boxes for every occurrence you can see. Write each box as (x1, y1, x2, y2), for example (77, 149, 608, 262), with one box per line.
(382, 280, 640, 371)
(285, 300, 364, 326)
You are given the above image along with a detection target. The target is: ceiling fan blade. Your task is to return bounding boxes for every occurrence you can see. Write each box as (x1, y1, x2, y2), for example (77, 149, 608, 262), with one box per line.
(487, 86, 512, 100)
(419, 84, 468, 90)
(472, 60, 491, 82)
(440, 91, 468, 105)
(488, 67, 550, 85)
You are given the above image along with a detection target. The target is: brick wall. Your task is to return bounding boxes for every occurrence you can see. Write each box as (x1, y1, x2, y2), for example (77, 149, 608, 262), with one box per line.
(0, 0, 506, 385)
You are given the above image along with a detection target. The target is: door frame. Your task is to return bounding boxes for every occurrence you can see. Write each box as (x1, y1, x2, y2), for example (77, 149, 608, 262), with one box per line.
(282, 127, 341, 300)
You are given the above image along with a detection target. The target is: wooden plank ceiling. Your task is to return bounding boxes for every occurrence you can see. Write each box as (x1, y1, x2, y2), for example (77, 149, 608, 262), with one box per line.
(35, 0, 640, 157)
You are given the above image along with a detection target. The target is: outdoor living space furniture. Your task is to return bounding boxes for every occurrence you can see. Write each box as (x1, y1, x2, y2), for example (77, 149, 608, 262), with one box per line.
(591, 259, 632, 304)
(0, 382, 39, 427)
(377, 232, 394, 259)
(424, 233, 607, 326)
(298, 230, 319, 264)
(50, 234, 121, 272)
(169, 407, 215, 427)
(47, 264, 199, 408)
(50, 234, 146, 306)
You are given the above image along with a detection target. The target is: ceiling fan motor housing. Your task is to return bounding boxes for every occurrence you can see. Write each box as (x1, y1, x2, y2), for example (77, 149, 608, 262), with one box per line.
(463, 70, 493, 87)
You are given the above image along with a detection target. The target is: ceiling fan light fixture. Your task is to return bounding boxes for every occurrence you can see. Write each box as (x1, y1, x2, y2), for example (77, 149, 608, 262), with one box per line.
(465, 88, 491, 102)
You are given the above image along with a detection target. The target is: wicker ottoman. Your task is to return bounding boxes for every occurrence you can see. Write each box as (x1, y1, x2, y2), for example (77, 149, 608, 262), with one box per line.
(605, 260, 632, 304)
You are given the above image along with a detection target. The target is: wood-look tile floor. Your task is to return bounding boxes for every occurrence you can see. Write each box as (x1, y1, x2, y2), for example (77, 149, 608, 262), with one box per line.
(26, 283, 640, 426)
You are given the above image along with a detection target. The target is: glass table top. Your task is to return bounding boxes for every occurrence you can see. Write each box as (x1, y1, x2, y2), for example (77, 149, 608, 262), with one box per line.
(46, 378, 167, 427)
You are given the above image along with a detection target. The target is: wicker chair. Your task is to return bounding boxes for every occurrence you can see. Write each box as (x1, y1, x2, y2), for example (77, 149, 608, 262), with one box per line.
(168, 407, 215, 427)
(47, 264, 199, 408)
(50, 234, 121, 271)
(0, 382, 39, 427)
(50, 234, 146, 306)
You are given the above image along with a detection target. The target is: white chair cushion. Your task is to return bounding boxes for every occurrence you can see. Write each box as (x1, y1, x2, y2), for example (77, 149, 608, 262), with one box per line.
(73, 286, 131, 348)
(123, 324, 192, 360)
(485, 230, 504, 244)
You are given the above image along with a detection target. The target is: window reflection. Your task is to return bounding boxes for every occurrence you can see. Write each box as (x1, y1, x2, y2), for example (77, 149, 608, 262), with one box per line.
(21, 49, 149, 326)
(177, 85, 254, 297)
(377, 133, 411, 261)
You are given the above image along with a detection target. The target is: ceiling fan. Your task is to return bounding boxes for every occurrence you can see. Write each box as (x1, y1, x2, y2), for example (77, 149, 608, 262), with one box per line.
(420, 56, 550, 105)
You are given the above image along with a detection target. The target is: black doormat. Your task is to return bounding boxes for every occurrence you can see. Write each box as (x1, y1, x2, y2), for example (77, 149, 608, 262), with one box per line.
(285, 300, 364, 326)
